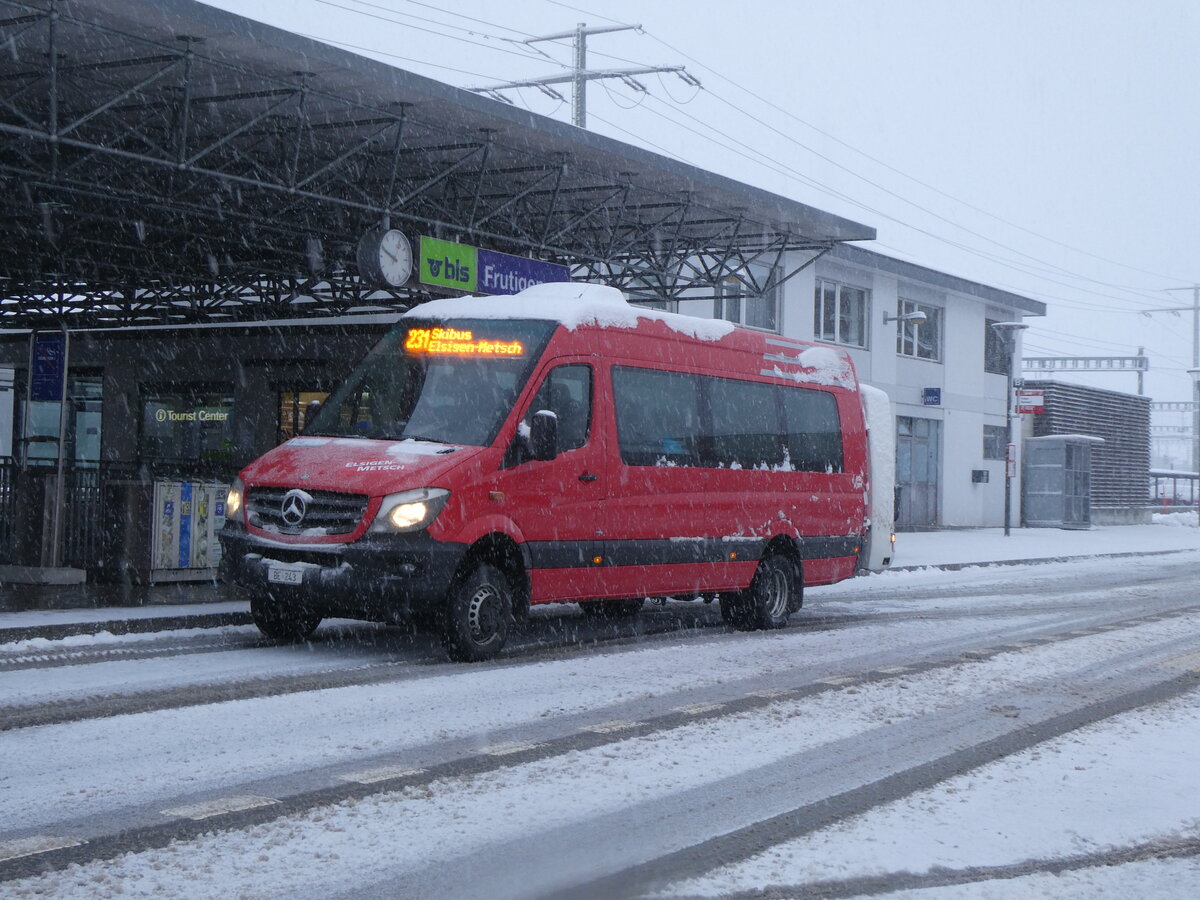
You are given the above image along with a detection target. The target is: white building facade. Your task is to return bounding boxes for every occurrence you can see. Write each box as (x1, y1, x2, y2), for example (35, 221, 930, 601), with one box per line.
(677, 244, 1046, 528)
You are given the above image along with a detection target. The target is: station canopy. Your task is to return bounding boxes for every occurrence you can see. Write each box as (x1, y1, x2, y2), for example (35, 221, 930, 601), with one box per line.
(0, 0, 874, 329)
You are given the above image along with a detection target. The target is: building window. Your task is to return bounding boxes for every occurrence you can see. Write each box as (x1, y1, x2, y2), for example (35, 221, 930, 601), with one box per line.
(814, 278, 869, 348)
(983, 424, 1008, 460)
(984, 318, 1009, 375)
(278, 390, 330, 444)
(14, 372, 102, 466)
(895, 299, 942, 361)
(715, 266, 779, 332)
(140, 386, 235, 467)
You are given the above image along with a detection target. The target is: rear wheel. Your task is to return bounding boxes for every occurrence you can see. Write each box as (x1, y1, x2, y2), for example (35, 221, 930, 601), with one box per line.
(441, 563, 513, 662)
(720, 555, 800, 631)
(250, 592, 322, 641)
(579, 597, 645, 620)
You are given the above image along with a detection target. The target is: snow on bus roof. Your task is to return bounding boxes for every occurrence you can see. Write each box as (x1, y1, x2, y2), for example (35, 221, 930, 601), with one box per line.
(404, 282, 736, 342)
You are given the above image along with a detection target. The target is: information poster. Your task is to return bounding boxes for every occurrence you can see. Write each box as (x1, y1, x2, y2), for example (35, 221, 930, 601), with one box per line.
(152, 481, 230, 573)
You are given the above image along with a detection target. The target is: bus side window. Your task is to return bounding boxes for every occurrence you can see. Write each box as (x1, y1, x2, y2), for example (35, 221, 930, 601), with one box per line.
(525, 364, 592, 454)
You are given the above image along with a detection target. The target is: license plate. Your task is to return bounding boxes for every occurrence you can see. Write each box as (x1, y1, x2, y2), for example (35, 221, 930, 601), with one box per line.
(267, 566, 304, 586)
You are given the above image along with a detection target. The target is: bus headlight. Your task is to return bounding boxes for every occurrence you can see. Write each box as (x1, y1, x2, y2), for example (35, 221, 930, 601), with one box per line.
(226, 477, 245, 519)
(371, 488, 450, 533)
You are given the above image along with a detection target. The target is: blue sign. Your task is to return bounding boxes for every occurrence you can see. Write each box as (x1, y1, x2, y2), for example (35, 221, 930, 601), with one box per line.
(922, 387, 942, 406)
(30, 332, 67, 402)
(477, 248, 570, 296)
(178, 482, 193, 569)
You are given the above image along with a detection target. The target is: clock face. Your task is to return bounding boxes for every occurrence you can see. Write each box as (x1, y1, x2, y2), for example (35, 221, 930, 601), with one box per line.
(376, 229, 412, 287)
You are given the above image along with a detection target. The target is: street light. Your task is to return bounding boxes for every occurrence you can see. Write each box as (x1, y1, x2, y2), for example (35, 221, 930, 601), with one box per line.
(991, 321, 1029, 536)
(1190, 368, 1200, 525)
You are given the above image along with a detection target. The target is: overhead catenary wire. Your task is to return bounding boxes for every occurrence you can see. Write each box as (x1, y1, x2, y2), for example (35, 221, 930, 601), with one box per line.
(313, 1, 1184, 308)
(293, 0, 1194, 395)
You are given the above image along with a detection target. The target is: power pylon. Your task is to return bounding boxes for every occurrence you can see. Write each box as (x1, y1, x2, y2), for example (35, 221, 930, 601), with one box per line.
(468, 23, 700, 128)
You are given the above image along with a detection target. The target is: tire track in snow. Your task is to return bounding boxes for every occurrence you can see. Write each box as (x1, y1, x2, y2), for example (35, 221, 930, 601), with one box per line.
(659, 835, 1200, 899)
(2, 608, 1198, 883)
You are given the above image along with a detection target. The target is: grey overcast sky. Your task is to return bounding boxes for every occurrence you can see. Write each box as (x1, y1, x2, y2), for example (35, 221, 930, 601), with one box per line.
(203, 0, 1200, 406)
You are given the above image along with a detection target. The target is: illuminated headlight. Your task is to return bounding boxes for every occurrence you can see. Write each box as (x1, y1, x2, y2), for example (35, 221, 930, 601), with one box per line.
(226, 477, 245, 519)
(371, 488, 450, 533)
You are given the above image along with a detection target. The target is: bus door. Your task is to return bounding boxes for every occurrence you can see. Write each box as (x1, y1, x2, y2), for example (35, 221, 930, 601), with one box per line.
(494, 359, 606, 602)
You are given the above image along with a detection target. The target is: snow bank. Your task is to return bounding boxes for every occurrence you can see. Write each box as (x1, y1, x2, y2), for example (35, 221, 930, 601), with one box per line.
(1152, 510, 1199, 527)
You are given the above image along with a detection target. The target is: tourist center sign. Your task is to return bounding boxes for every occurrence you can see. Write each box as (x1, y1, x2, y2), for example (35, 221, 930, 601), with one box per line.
(418, 236, 570, 295)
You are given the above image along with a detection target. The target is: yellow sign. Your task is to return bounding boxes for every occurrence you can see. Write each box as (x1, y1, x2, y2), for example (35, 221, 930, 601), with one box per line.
(405, 327, 524, 357)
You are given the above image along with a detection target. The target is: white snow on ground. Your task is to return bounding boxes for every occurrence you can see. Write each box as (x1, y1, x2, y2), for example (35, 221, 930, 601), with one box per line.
(1, 524, 1199, 898)
(1, 606, 1054, 832)
(670, 688, 1200, 898)
(0, 630, 384, 710)
(888, 521, 1198, 569)
(858, 856, 1200, 899)
(7, 613, 1200, 899)
(0, 624, 255, 655)
(5, 572, 1200, 898)
(0, 523, 1195, 640)
(0, 599, 244, 632)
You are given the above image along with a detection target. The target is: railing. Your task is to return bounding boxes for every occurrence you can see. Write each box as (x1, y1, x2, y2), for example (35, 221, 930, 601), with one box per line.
(1150, 470, 1199, 510)
(0, 460, 240, 572)
(0, 457, 15, 564)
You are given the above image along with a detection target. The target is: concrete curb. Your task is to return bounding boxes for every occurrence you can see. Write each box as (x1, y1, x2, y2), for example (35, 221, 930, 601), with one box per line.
(0, 611, 253, 645)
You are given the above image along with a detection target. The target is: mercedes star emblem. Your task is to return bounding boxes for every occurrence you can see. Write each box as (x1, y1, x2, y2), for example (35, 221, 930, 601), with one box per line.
(281, 489, 308, 526)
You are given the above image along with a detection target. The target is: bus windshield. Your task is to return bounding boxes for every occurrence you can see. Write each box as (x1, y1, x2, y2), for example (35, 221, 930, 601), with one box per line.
(305, 318, 556, 447)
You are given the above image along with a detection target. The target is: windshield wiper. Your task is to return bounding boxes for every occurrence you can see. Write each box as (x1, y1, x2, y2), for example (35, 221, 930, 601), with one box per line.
(400, 434, 449, 444)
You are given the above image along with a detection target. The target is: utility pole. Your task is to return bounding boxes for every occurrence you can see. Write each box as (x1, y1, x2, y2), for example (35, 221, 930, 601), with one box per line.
(468, 23, 700, 128)
(992, 321, 1028, 536)
(1144, 285, 1200, 475)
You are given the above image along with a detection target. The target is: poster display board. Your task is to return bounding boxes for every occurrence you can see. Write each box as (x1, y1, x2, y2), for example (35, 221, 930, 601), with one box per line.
(151, 480, 228, 580)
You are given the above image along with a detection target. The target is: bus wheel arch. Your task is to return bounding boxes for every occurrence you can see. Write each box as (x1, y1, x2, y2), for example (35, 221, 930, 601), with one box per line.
(438, 533, 528, 663)
(720, 541, 803, 631)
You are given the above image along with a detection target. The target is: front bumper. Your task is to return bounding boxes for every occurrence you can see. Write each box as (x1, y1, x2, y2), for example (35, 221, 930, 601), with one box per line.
(218, 523, 467, 621)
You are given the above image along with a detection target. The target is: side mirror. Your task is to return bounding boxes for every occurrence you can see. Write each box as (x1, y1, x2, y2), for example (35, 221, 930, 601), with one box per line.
(530, 409, 558, 461)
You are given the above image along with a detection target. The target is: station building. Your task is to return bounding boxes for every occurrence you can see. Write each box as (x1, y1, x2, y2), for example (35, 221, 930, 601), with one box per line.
(0, 0, 1043, 588)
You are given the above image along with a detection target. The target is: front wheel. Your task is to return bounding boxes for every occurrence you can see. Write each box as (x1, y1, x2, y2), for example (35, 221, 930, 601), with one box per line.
(250, 592, 322, 641)
(441, 563, 513, 662)
(720, 555, 800, 631)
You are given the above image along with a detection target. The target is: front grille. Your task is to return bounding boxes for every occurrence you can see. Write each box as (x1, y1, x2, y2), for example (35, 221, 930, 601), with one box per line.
(247, 487, 369, 536)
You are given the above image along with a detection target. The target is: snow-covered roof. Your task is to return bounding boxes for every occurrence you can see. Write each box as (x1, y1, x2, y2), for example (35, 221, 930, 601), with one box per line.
(403, 283, 736, 342)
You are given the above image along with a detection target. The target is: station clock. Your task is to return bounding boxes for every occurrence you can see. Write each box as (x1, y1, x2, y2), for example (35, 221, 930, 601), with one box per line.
(356, 227, 413, 288)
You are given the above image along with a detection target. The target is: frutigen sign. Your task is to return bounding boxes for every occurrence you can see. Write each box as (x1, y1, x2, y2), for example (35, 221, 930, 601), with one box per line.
(417, 237, 569, 295)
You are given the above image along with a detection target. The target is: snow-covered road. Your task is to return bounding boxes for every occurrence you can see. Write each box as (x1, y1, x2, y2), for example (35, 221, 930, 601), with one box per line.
(2, 549, 1199, 898)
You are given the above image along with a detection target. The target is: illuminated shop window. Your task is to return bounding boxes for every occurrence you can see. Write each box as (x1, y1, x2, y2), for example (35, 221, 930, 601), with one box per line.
(277, 390, 330, 444)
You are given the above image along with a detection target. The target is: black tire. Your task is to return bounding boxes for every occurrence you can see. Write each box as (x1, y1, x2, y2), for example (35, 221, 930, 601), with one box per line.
(720, 555, 800, 631)
(441, 563, 513, 662)
(579, 597, 645, 620)
(250, 592, 322, 641)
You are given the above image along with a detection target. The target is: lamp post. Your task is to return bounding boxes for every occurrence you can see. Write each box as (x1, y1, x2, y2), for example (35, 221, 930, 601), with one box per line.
(991, 321, 1028, 536)
(1190, 369, 1200, 523)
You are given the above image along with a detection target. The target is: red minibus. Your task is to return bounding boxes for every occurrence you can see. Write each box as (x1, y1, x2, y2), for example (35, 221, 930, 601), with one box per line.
(219, 283, 894, 660)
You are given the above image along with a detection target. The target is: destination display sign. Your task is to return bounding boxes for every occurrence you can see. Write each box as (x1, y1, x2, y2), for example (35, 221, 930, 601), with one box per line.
(417, 236, 569, 295)
(405, 327, 525, 357)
